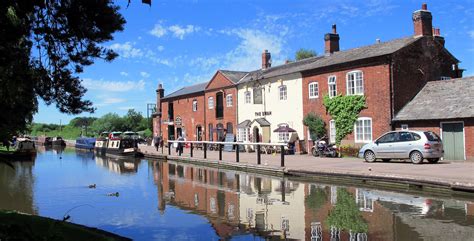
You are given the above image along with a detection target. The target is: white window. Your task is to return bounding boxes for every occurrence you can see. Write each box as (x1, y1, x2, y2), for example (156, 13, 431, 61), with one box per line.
(244, 91, 251, 104)
(208, 97, 214, 109)
(354, 117, 372, 143)
(226, 94, 233, 107)
(192, 100, 197, 112)
(279, 85, 287, 100)
(356, 189, 374, 212)
(278, 132, 290, 142)
(329, 120, 336, 144)
(440, 76, 451, 80)
(309, 82, 319, 99)
(328, 76, 337, 98)
(401, 124, 408, 130)
(346, 71, 364, 95)
(237, 128, 249, 142)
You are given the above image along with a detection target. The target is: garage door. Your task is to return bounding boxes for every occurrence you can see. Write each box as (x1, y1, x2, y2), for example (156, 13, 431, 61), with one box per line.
(442, 122, 465, 160)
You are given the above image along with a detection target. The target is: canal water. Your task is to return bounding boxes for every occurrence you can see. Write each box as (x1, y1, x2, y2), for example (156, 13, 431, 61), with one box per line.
(1, 147, 473, 241)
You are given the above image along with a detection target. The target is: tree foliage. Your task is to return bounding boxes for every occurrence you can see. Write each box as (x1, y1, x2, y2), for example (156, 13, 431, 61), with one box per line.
(323, 95, 366, 145)
(305, 186, 328, 213)
(295, 48, 317, 61)
(303, 113, 326, 140)
(0, 0, 125, 140)
(327, 188, 368, 233)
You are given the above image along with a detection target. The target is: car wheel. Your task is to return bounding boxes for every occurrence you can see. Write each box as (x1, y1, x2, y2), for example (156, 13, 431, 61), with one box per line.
(428, 158, 440, 164)
(410, 151, 423, 164)
(382, 159, 390, 162)
(311, 148, 318, 157)
(364, 150, 376, 162)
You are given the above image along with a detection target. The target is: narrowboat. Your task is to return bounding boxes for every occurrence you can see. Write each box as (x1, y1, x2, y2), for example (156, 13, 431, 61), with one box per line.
(52, 136, 66, 146)
(36, 136, 52, 146)
(0, 138, 37, 161)
(105, 132, 143, 158)
(75, 137, 96, 150)
(94, 132, 110, 155)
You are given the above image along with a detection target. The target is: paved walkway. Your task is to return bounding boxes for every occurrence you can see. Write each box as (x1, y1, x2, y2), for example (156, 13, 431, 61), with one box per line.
(139, 145, 474, 191)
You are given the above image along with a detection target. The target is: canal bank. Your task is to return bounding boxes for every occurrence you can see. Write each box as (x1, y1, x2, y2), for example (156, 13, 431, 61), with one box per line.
(139, 145, 474, 195)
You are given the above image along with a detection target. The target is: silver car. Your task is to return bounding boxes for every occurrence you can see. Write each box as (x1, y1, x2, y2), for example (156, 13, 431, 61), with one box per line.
(358, 130, 444, 164)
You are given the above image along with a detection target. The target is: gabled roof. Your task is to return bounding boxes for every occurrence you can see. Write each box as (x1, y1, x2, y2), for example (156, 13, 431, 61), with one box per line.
(219, 70, 248, 83)
(162, 81, 208, 100)
(237, 120, 251, 128)
(238, 36, 421, 84)
(394, 76, 474, 121)
(253, 118, 271, 127)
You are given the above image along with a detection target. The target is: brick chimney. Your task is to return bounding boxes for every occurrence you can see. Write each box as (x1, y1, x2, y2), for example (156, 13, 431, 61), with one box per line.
(154, 83, 165, 137)
(433, 27, 445, 47)
(412, 3, 433, 37)
(261, 50, 271, 69)
(324, 24, 340, 54)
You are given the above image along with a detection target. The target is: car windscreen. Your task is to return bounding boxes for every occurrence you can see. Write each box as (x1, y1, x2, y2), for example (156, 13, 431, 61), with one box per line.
(424, 131, 440, 141)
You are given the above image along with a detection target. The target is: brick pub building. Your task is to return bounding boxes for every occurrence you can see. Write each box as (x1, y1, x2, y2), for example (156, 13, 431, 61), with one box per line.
(301, 3, 462, 149)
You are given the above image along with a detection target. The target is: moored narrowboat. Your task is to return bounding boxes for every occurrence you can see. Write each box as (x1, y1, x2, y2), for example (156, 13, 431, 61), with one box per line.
(52, 136, 66, 146)
(105, 132, 143, 158)
(75, 137, 96, 150)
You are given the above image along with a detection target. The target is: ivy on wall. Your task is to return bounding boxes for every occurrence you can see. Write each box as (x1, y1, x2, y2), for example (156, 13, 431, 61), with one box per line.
(323, 95, 366, 145)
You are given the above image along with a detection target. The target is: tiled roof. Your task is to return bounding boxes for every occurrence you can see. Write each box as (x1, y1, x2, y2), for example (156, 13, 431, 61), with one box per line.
(162, 81, 208, 100)
(219, 70, 249, 83)
(254, 118, 271, 127)
(394, 76, 474, 121)
(238, 36, 421, 84)
(237, 120, 251, 128)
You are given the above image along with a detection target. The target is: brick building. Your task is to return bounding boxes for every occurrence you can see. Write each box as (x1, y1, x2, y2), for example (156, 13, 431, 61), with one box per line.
(204, 70, 247, 141)
(301, 3, 462, 148)
(393, 77, 474, 160)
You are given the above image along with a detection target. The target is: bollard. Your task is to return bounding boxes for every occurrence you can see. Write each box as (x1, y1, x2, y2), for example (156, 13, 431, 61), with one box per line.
(204, 143, 207, 159)
(190, 143, 193, 157)
(280, 145, 285, 167)
(219, 144, 222, 161)
(168, 143, 171, 155)
(257, 144, 261, 165)
(235, 144, 239, 163)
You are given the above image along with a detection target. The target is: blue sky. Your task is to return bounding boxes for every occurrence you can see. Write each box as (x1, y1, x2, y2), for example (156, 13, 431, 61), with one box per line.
(34, 0, 474, 124)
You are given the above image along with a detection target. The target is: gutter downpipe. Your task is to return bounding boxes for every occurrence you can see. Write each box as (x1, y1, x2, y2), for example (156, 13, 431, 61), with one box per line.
(389, 57, 395, 130)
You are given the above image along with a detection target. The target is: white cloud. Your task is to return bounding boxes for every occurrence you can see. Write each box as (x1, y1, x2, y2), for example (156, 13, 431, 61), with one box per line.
(468, 30, 474, 39)
(83, 78, 145, 92)
(157, 45, 165, 51)
(120, 72, 128, 76)
(149, 23, 167, 37)
(109, 42, 143, 58)
(149, 23, 200, 39)
(140, 71, 150, 78)
(94, 96, 126, 107)
(169, 25, 199, 40)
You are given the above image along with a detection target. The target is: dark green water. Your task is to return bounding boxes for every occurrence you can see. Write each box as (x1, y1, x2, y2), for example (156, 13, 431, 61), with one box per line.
(1, 146, 473, 240)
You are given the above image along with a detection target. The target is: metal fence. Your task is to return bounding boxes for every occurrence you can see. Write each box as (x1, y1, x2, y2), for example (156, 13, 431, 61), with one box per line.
(167, 140, 288, 167)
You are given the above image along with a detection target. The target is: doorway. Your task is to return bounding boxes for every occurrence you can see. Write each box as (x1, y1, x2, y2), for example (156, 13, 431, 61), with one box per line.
(196, 126, 202, 141)
(216, 92, 224, 119)
(176, 127, 182, 138)
(168, 125, 175, 140)
(441, 122, 465, 160)
(253, 127, 260, 143)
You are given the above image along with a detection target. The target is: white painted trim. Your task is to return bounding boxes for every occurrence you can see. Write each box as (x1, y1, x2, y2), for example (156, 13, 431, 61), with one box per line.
(440, 121, 466, 160)
(346, 70, 364, 96)
(308, 82, 319, 99)
(354, 117, 372, 143)
(328, 75, 337, 98)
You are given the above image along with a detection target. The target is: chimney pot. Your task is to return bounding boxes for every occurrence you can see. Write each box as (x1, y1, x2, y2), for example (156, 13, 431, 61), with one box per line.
(412, 3, 433, 36)
(332, 24, 337, 34)
(324, 24, 340, 54)
(422, 3, 427, 10)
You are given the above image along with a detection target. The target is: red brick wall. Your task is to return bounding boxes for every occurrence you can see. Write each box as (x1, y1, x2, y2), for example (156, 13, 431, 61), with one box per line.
(395, 118, 474, 160)
(392, 37, 459, 114)
(160, 93, 206, 143)
(302, 64, 392, 146)
(205, 72, 238, 141)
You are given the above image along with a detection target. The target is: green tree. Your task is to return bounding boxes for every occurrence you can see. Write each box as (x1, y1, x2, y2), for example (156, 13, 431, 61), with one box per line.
(295, 48, 317, 60)
(124, 109, 144, 131)
(0, 1, 125, 140)
(89, 113, 125, 135)
(303, 113, 326, 140)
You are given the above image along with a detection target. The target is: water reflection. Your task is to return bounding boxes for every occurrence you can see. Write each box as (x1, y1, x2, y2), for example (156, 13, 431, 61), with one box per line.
(95, 155, 140, 174)
(154, 161, 474, 241)
(0, 161, 36, 214)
